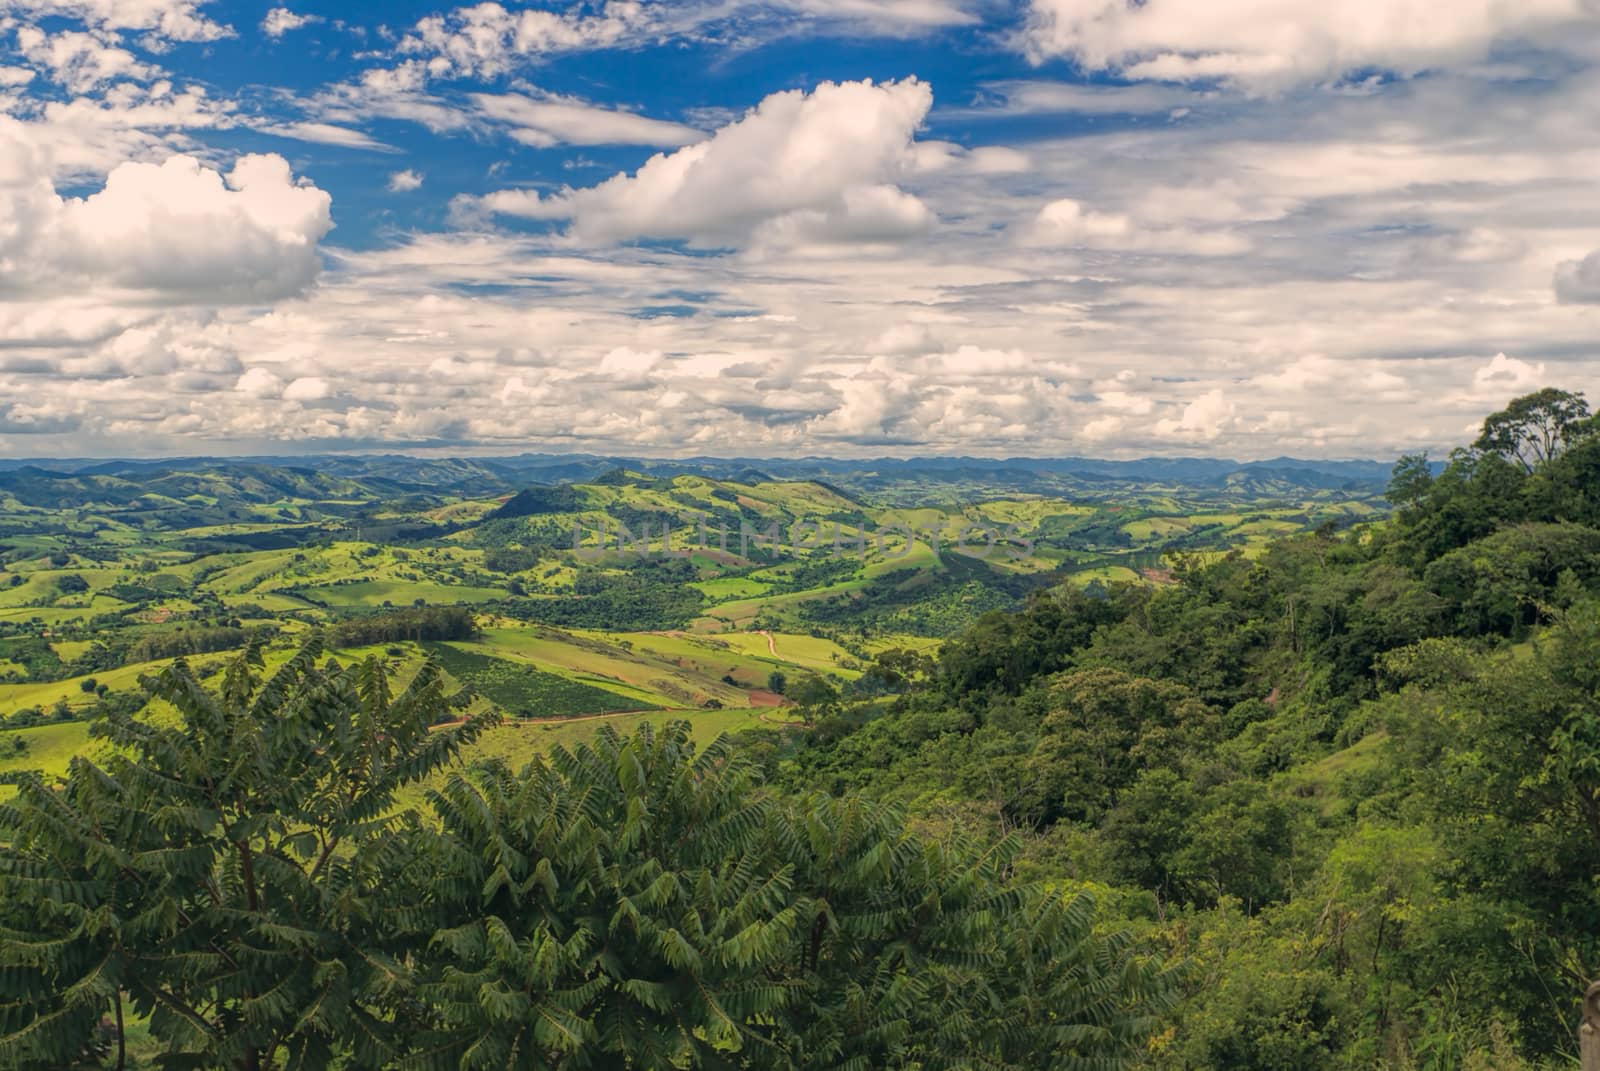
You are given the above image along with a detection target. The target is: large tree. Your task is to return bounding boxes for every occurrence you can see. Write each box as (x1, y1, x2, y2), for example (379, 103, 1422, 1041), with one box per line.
(407, 721, 1174, 1070)
(0, 638, 493, 1071)
(1474, 388, 1592, 473)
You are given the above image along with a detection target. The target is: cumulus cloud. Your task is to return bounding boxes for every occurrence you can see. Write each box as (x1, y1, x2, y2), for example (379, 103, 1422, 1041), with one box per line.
(387, 168, 423, 192)
(4, 0, 1600, 459)
(1020, 0, 1593, 90)
(1153, 389, 1236, 441)
(0, 152, 333, 302)
(261, 7, 318, 38)
(1472, 352, 1547, 395)
(473, 78, 935, 247)
(1555, 249, 1600, 303)
(282, 375, 331, 401)
(234, 366, 282, 398)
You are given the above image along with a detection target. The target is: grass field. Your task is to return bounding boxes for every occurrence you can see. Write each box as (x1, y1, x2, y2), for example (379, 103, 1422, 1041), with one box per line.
(0, 655, 194, 716)
(0, 721, 93, 781)
(472, 626, 752, 708)
(424, 640, 652, 717)
(300, 580, 506, 608)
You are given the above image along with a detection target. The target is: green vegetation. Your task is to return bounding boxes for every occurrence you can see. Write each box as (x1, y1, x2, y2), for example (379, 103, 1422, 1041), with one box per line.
(422, 640, 652, 718)
(0, 642, 1169, 1069)
(8, 392, 1600, 1067)
(758, 388, 1600, 1068)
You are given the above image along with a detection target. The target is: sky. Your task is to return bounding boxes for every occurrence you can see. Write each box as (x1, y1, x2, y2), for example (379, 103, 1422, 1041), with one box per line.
(2, 1, 1600, 460)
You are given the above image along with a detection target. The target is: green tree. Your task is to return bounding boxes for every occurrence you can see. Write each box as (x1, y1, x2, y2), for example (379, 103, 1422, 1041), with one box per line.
(0, 637, 494, 1071)
(1387, 604, 1600, 1053)
(1474, 387, 1591, 473)
(1386, 453, 1434, 512)
(409, 721, 1174, 1070)
(408, 722, 801, 1069)
(1019, 668, 1217, 825)
(790, 676, 840, 725)
(56, 574, 90, 595)
(766, 670, 787, 695)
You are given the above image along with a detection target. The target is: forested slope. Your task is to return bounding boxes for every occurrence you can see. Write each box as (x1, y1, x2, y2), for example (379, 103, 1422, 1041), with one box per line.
(769, 388, 1600, 1068)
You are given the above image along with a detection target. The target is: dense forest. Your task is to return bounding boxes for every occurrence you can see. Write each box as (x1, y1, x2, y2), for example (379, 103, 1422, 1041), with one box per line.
(3, 388, 1599, 1068)
(770, 388, 1600, 1068)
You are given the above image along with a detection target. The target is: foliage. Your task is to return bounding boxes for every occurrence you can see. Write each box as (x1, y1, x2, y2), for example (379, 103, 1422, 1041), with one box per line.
(0, 637, 494, 1071)
(503, 575, 703, 631)
(126, 626, 254, 664)
(328, 605, 479, 648)
(767, 388, 1600, 1067)
(407, 720, 1174, 1070)
(1474, 387, 1593, 473)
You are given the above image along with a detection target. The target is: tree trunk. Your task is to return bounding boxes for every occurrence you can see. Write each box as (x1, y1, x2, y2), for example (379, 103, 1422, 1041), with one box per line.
(1582, 981, 1600, 1071)
(114, 991, 126, 1071)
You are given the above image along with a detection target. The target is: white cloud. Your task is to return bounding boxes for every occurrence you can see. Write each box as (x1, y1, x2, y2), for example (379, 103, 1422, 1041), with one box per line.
(471, 92, 704, 148)
(1472, 352, 1547, 394)
(257, 7, 313, 37)
(0, 152, 332, 302)
(1555, 249, 1600, 303)
(395, 0, 974, 82)
(282, 375, 330, 400)
(14, 27, 159, 92)
(387, 168, 423, 192)
(0, 65, 34, 86)
(910, 139, 1031, 175)
(234, 366, 283, 398)
(957, 80, 1203, 116)
(1020, 0, 1594, 91)
(400, 1, 645, 79)
(784, 0, 976, 30)
(0, 0, 232, 42)
(474, 78, 935, 248)
(1154, 388, 1235, 441)
(255, 121, 392, 151)
(309, 63, 474, 135)
(1023, 197, 1250, 255)
(261, 7, 318, 38)
(596, 346, 661, 380)
(3, 2, 1600, 459)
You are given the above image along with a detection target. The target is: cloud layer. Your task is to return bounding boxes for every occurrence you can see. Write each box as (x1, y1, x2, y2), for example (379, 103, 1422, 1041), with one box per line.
(1021, 0, 1595, 89)
(0, 0, 1597, 459)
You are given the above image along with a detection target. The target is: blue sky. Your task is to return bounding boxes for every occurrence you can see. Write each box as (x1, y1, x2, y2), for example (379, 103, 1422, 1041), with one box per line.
(2, 0, 1599, 458)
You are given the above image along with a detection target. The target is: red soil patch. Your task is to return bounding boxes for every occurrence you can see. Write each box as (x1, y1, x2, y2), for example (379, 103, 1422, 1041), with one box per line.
(746, 690, 787, 708)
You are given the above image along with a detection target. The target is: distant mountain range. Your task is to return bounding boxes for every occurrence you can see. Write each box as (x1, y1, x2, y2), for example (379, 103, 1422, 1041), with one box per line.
(0, 453, 1403, 499)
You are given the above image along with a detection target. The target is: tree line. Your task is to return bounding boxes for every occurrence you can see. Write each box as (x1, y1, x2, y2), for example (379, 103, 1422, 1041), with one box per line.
(0, 639, 1171, 1070)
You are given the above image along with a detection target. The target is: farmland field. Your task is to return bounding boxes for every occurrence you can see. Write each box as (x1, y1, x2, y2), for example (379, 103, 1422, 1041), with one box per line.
(0, 458, 1389, 786)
